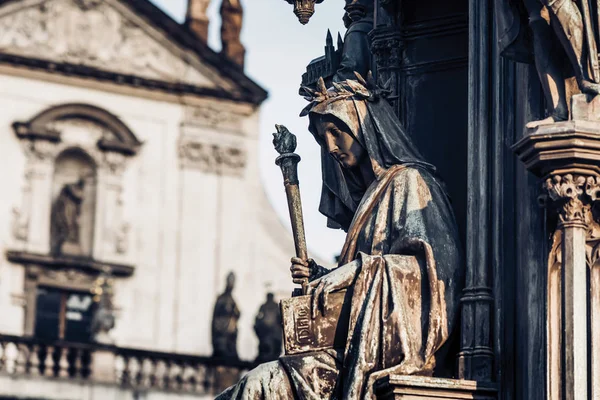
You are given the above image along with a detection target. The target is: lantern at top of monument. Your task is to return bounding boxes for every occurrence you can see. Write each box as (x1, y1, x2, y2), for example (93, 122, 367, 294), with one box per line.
(283, 0, 325, 24)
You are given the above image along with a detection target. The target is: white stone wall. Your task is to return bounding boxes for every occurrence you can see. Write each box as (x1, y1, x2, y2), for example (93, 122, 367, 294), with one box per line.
(0, 71, 295, 360)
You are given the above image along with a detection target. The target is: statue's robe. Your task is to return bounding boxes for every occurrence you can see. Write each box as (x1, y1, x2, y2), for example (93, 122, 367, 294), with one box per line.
(216, 164, 463, 400)
(495, 0, 533, 63)
(51, 183, 84, 252)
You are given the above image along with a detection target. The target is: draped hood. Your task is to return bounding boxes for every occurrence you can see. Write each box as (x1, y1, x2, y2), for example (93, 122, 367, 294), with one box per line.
(300, 75, 435, 230)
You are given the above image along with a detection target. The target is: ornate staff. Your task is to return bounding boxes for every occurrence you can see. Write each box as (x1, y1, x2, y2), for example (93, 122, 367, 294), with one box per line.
(272, 124, 308, 296)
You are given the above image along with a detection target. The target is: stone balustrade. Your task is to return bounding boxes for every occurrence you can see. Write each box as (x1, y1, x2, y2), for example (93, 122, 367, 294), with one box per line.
(0, 334, 92, 379)
(114, 346, 254, 394)
(0, 334, 253, 396)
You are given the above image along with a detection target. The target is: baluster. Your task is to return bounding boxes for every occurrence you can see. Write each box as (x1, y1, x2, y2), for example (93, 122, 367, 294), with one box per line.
(128, 356, 141, 387)
(0, 340, 5, 372)
(196, 364, 207, 393)
(28, 344, 40, 376)
(15, 343, 29, 374)
(44, 345, 55, 377)
(57, 347, 69, 378)
(0, 341, 6, 372)
(182, 364, 197, 392)
(80, 349, 91, 379)
(203, 365, 213, 393)
(4, 342, 18, 374)
(114, 355, 126, 384)
(141, 357, 154, 388)
(169, 361, 182, 390)
(154, 359, 167, 389)
(70, 348, 81, 378)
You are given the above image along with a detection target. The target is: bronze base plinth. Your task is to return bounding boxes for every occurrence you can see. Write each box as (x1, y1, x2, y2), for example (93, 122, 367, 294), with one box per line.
(375, 375, 497, 400)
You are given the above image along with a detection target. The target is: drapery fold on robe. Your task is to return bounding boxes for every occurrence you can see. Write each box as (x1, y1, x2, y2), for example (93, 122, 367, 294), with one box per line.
(216, 77, 463, 400)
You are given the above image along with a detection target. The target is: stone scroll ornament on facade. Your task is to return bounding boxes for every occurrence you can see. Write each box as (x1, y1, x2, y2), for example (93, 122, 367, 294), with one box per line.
(509, 1, 600, 397)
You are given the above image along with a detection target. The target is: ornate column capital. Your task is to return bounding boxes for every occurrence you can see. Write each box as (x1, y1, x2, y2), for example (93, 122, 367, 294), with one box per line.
(544, 173, 594, 227)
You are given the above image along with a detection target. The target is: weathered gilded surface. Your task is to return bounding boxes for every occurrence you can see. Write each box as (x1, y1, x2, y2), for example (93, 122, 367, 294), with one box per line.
(217, 76, 464, 400)
(280, 290, 349, 354)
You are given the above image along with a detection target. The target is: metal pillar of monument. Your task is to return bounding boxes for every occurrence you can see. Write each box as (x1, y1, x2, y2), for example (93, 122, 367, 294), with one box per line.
(514, 95, 600, 400)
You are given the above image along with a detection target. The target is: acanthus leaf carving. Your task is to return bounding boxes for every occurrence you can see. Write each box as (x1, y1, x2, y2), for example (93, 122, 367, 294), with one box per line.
(545, 174, 590, 225)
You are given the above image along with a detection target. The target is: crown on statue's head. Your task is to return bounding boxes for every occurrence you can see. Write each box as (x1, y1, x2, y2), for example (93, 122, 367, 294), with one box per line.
(300, 72, 391, 117)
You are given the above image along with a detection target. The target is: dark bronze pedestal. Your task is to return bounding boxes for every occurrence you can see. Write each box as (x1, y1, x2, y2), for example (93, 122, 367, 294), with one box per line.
(375, 375, 497, 400)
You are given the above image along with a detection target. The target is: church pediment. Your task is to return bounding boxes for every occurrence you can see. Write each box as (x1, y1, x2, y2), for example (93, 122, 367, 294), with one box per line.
(0, 0, 229, 90)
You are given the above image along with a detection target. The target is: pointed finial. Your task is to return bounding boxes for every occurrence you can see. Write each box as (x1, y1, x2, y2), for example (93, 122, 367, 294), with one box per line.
(337, 32, 344, 50)
(326, 29, 333, 46)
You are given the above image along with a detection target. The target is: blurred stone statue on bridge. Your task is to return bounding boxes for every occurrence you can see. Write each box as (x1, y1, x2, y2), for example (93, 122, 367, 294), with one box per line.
(212, 271, 240, 359)
(253, 292, 282, 363)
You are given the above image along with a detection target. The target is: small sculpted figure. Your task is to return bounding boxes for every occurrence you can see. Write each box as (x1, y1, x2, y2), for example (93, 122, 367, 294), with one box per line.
(90, 268, 116, 344)
(253, 292, 283, 363)
(51, 178, 85, 255)
(334, 0, 374, 83)
(496, 0, 600, 127)
(220, 0, 245, 66)
(212, 272, 240, 359)
(217, 74, 464, 400)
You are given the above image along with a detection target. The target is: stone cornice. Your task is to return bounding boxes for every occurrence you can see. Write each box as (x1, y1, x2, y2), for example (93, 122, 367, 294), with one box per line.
(6, 250, 135, 277)
(512, 120, 600, 178)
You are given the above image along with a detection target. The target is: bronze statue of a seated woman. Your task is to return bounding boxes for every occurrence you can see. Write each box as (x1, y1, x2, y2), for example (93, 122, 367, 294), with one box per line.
(217, 75, 464, 400)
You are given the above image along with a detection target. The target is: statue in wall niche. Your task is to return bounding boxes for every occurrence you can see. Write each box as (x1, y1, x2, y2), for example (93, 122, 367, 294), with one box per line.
(51, 178, 85, 256)
(253, 292, 282, 363)
(212, 272, 240, 359)
(216, 74, 465, 400)
(496, 0, 600, 127)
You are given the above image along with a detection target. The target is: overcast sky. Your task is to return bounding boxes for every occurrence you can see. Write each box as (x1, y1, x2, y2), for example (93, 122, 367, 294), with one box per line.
(150, 0, 347, 262)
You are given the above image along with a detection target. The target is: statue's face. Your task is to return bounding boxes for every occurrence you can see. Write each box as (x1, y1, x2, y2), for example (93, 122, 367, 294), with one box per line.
(315, 115, 366, 169)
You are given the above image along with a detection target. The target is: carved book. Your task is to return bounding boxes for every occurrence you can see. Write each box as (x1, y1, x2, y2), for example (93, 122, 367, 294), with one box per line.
(280, 290, 351, 355)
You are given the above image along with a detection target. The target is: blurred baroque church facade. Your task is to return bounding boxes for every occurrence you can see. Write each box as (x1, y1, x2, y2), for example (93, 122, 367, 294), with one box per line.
(0, 0, 295, 398)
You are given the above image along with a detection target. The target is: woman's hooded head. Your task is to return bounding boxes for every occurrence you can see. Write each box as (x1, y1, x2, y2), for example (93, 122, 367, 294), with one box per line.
(300, 74, 434, 231)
